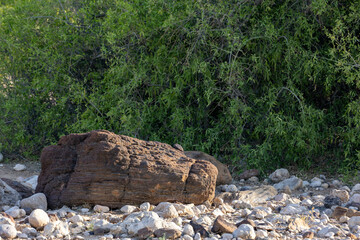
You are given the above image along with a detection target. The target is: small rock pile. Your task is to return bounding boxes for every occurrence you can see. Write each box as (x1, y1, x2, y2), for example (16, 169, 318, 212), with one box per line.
(1, 168, 360, 239)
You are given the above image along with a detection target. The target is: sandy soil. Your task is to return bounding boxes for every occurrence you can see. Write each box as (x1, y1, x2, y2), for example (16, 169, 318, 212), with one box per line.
(0, 161, 41, 180)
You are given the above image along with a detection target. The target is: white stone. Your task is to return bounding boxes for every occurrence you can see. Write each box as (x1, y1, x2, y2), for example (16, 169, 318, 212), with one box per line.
(233, 224, 256, 239)
(120, 205, 137, 214)
(183, 224, 195, 236)
(13, 164, 26, 171)
(80, 208, 89, 213)
(29, 209, 50, 228)
(140, 202, 151, 211)
(269, 168, 290, 183)
(301, 199, 313, 206)
(256, 229, 268, 238)
(212, 208, 224, 217)
(20, 193, 47, 211)
(69, 215, 84, 223)
(280, 204, 306, 215)
(196, 216, 212, 226)
(321, 183, 329, 188)
(349, 216, 360, 229)
(162, 204, 179, 218)
(94, 205, 109, 213)
(0, 224, 17, 239)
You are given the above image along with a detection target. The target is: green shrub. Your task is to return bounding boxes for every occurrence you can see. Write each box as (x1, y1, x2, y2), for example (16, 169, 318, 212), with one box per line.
(1, 0, 360, 176)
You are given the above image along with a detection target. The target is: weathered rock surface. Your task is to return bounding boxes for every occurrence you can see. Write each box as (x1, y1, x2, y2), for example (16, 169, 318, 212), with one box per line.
(1, 178, 34, 198)
(36, 130, 218, 208)
(184, 151, 232, 185)
(0, 179, 21, 206)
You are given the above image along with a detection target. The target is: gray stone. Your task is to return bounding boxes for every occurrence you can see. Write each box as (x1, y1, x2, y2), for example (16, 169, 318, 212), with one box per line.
(0, 152, 3, 162)
(0, 179, 21, 206)
(269, 169, 290, 183)
(93, 205, 109, 213)
(0, 224, 17, 239)
(273, 176, 303, 191)
(183, 224, 195, 236)
(21, 193, 47, 211)
(349, 216, 360, 229)
(350, 194, 360, 204)
(233, 224, 256, 239)
(310, 177, 322, 188)
(5, 206, 26, 219)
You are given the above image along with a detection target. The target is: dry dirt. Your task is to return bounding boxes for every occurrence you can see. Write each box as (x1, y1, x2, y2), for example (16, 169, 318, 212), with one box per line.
(0, 161, 41, 181)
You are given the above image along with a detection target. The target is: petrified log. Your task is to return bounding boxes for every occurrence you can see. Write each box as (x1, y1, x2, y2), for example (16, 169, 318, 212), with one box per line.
(36, 130, 218, 209)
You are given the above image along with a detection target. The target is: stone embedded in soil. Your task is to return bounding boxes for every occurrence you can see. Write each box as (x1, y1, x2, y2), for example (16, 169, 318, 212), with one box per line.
(36, 130, 218, 208)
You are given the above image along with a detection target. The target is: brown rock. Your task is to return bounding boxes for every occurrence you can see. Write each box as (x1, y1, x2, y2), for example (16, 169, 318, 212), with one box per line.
(154, 228, 181, 239)
(137, 227, 154, 240)
(211, 216, 237, 233)
(184, 151, 232, 185)
(332, 206, 348, 220)
(238, 169, 259, 180)
(302, 231, 314, 239)
(36, 130, 218, 209)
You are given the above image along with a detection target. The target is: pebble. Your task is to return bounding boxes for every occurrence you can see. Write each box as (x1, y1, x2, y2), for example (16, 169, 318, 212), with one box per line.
(4, 169, 360, 239)
(13, 163, 26, 171)
(0, 224, 17, 239)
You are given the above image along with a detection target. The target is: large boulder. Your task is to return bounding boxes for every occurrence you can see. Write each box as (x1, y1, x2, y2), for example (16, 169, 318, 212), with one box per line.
(184, 151, 232, 185)
(36, 130, 218, 209)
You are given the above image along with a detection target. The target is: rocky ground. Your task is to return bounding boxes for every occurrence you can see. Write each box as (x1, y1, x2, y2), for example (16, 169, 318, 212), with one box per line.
(1, 162, 360, 239)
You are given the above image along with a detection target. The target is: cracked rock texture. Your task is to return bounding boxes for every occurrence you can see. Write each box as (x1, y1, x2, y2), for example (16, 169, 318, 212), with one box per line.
(36, 130, 218, 209)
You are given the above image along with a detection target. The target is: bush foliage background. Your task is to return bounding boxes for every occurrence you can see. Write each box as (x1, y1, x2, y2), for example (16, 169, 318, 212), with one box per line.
(1, 0, 360, 175)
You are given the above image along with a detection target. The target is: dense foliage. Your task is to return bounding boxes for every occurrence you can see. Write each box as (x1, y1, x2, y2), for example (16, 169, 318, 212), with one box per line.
(1, 0, 360, 175)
